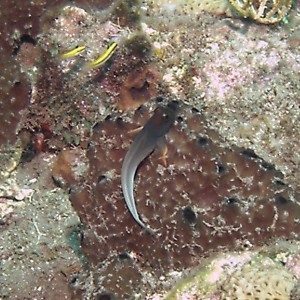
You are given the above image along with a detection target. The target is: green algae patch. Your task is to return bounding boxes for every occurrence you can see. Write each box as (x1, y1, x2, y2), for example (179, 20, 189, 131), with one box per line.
(163, 242, 300, 299)
(165, 251, 253, 299)
(165, 263, 214, 299)
(66, 224, 88, 265)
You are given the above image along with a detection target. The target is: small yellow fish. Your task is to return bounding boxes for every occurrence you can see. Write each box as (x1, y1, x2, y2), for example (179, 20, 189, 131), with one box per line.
(87, 42, 118, 68)
(61, 45, 86, 59)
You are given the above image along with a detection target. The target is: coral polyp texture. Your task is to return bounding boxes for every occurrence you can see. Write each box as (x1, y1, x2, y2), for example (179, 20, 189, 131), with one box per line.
(68, 99, 300, 297)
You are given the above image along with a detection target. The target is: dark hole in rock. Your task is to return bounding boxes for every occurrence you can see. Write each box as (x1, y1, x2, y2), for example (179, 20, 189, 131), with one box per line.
(13, 33, 37, 55)
(197, 136, 209, 147)
(275, 195, 289, 205)
(96, 292, 115, 300)
(261, 160, 275, 171)
(225, 197, 238, 205)
(279, 260, 286, 266)
(118, 252, 131, 260)
(92, 122, 100, 130)
(69, 186, 76, 195)
(19, 34, 37, 45)
(177, 115, 184, 123)
(182, 206, 197, 224)
(243, 242, 251, 248)
(135, 104, 144, 113)
(116, 117, 124, 127)
(191, 107, 199, 114)
(52, 175, 66, 189)
(216, 163, 226, 174)
(20, 143, 36, 163)
(274, 179, 285, 186)
(70, 275, 78, 285)
(240, 148, 259, 159)
(98, 175, 107, 184)
(155, 96, 164, 103)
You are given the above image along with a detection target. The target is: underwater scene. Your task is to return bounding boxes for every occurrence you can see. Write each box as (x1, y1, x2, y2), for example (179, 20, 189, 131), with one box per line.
(0, 0, 299, 299)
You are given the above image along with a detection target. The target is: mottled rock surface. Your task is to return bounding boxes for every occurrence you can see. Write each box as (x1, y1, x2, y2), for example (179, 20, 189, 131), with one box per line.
(69, 99, 299, 297)
(0, 0, 299, 299)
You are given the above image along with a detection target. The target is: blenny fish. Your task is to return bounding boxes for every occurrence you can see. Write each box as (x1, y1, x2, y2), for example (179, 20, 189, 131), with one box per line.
(121, 102, 178, 234)
(87, 41, 118, 68)
(61, 45, 86, 58)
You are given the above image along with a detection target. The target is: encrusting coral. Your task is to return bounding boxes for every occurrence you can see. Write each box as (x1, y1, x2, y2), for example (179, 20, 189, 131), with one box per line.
(65, 98, 300, 298)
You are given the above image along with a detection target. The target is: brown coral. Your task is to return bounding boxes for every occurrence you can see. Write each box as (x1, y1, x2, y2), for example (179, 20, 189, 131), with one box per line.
(68, 98, 300, 297)
(118, 65, 160, 110)
(52, 149, 89, 189)
(108, 33, 159, 111)
(0, 0, 65, 147)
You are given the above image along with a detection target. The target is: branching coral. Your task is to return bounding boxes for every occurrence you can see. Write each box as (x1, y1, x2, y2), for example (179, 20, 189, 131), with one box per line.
(228, 0, 293, 24)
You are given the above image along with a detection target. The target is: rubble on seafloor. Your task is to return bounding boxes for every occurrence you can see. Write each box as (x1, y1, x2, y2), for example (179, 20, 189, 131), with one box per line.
(0, 0, 299, 299)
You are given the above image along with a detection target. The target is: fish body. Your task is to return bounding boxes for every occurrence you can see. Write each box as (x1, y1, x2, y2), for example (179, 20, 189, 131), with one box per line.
(121, 102, 178, 234)
(61, 45, 86, 58)
(87, 41, 118, 68)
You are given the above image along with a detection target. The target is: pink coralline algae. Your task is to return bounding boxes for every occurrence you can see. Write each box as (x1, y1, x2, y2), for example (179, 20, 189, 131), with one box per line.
(67, 98, 300, 296)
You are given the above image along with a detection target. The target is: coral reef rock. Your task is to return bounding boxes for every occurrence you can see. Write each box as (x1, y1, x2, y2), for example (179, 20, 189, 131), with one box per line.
(69, 98, 299, 296)
(161, 240, 300, 299)
(220, 256, 297, 300)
